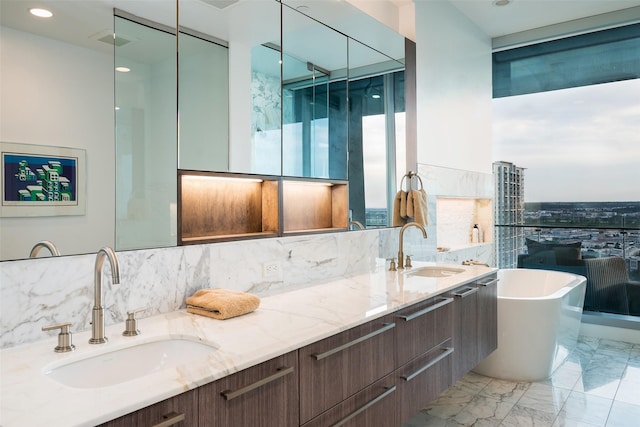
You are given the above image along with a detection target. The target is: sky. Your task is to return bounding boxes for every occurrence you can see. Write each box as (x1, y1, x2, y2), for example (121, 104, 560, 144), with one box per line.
(492, 79, 640, 203)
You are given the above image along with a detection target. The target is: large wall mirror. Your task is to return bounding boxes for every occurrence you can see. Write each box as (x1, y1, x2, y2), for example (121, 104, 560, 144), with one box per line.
(0, 0, 408, 261)
(281, 4, 348, 180)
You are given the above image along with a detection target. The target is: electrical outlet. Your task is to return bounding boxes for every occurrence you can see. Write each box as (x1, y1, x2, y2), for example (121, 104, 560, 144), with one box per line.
(262, 261, 281, 278)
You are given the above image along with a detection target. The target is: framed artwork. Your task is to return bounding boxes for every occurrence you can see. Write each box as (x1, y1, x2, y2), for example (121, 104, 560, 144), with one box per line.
(1, 142, 86, 217)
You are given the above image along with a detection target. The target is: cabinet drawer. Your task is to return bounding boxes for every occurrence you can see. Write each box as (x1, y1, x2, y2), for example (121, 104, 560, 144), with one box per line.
(477, 275, 498, 361)
(396, 338, 454, 425)
(100, 388, 198, 427)
(199, 351, 298, 427)
(302, 374, 398, 427)
(298, 315, 396, 424)
(450, 284, 479, 382)
(395, 296, 453, 366)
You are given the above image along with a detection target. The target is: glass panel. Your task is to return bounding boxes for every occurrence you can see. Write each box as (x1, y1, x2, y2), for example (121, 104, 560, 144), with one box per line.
(178, 31, 229, 172)
(115, 16, 177, 251)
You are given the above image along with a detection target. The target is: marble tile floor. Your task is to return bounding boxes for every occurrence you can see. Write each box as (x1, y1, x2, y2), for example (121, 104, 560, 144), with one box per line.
(403, 337, 640, 427)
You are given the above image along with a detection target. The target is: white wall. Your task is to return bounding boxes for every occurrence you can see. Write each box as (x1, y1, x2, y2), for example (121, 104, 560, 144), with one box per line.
(0, 27, 114, 260)
(414, 1, 493, 174)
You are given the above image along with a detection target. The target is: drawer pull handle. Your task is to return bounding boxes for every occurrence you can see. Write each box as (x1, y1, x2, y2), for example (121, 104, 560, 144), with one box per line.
(222, 366, 294, 401)
(312, 323, 396, 361)
(401, 347, 454, 382)
(452, 287, 479, 298)
(330, 385, 397, 427)
(396, 297, 453, 321)
(477, 278, 498, 287)
(151, 412, 186, 427)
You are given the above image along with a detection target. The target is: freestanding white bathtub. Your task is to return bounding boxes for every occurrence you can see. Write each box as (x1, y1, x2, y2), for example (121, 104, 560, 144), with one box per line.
(473, 268, 586, 382)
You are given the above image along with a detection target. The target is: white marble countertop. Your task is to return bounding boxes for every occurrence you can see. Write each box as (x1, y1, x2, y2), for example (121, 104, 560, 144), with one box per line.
(0, 261, 495, 426)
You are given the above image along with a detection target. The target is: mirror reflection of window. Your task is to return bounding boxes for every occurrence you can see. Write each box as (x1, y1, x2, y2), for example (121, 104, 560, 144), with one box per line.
(349, 71, 405, 228)
(282, 70, 346, 179)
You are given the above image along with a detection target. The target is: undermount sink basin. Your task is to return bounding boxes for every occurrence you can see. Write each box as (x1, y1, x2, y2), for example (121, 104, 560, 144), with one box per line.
(44, 338, 216, 389)
(406, 266, 465, 278)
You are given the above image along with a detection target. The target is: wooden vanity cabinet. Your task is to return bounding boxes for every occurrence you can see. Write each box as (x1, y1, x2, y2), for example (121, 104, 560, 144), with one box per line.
(301, 374, 398, 427)
(102, 273, 497, 427)
(99, 388, 198, 427)
(198, 351, 298, 427)
(298, 315, 396, 424)
(394, 296, 453, 367)
(393, 296, 455, 425)
(395, 338, 454, 424)
(450, 273, 499, 383)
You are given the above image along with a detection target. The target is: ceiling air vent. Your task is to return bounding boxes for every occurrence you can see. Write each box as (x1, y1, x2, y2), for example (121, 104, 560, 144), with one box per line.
(98, 34, 132, 47)
(90, 30, 132, 47)
(200, 0, 240, 9)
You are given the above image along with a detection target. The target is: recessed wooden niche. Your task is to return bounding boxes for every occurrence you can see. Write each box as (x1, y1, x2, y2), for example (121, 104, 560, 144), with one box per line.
(178, 171, 348, 244)
(282, 179, 348, 234)
(179, 171, 279, 244)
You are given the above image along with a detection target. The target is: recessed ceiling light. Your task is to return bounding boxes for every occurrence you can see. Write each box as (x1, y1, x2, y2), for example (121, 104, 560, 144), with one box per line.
(115, 66, 130, 73)
(29, 8, 53, 18)
(493, 0, 512, 6)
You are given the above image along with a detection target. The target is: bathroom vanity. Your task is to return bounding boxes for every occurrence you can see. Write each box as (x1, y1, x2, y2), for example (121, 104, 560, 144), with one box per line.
(0, 262, 497, 426)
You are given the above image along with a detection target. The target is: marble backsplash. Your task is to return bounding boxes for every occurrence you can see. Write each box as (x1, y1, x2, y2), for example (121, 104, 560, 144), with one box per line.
(0, 228, 400, 349)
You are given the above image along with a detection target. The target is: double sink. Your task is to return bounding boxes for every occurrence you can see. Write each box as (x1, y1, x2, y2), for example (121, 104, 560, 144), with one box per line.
(42, 266, 465, 389)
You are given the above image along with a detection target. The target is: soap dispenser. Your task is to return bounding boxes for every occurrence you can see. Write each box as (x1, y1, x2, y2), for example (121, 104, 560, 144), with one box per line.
(472, 224, 480, 243)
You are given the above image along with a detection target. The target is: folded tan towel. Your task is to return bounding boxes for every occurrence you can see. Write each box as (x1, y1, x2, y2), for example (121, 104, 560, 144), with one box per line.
(399, 190, 408, 218)
(407, 189, 428, 227)
(406, 189, 415, 218)
(393, 190, 407, 227)
(186, 289, 260, 320)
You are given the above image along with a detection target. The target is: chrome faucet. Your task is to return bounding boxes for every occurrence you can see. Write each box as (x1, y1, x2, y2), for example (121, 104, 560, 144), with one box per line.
(349, 220, 365, 230)
(90, 247, 120, 344)
(29, 240, 60, 258)
(397, 222, 427, 269)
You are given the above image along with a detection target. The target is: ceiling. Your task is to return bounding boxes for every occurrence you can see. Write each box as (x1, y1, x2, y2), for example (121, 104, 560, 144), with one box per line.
(446, 0, 640, 39)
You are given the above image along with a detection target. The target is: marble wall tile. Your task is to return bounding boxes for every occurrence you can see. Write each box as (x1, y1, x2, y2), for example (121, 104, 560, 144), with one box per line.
(418, 164, 493, 199)
(2, 193, 491, 350)
(413, 163, 495, 265)
(0, 228, 397, 349)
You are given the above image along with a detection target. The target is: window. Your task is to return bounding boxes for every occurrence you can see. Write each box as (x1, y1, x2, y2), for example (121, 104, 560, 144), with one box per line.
(493, 23, 640, 317)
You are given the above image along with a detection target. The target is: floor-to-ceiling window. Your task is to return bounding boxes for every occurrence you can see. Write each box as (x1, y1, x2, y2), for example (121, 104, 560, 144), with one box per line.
(492, 23, 640, 318)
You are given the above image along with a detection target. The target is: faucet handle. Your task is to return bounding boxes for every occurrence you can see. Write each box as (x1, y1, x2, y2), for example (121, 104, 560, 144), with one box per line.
(405, 255, 412, 268)
(123, 308, 145, 336)
(42, 322, 76, 353)
(388, 258, 397, 271)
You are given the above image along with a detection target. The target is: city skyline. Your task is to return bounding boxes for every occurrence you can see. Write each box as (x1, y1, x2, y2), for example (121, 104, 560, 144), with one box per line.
(492, 78, 640, 203)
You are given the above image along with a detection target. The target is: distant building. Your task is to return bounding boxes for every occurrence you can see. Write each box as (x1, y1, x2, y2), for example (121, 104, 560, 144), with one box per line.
(493, 161, 526, 268)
